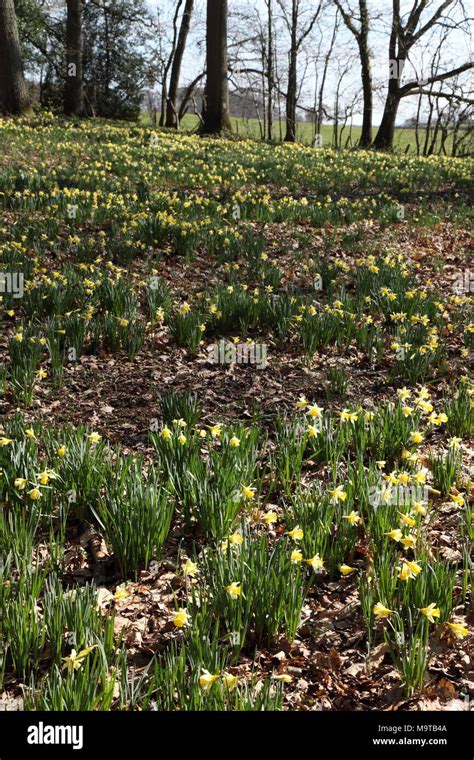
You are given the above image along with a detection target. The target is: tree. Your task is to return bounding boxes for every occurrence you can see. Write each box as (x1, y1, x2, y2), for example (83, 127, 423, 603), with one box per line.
(374, 0, 473, 150)
(18, 0, 152, 119)
(64, 0, 84, 115)
(156, 0, 183, 127)
(165, 0, 194, 127)
(314, 11, 339, 140)
(277, 0, 322, 142)
(333, 0, 372, 147)
(81, 0, 152, 119)
(265, 0, 275, 141)
(201, 0, 232, 133)
(0, 0, 29, 114)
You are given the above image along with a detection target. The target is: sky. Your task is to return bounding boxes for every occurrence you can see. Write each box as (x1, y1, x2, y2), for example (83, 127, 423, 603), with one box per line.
(149, 0, 473, 126)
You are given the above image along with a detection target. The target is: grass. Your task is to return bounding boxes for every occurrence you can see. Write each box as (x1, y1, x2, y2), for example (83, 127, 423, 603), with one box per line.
(142, 113, 472, 154)
(0, 111, 472, 711)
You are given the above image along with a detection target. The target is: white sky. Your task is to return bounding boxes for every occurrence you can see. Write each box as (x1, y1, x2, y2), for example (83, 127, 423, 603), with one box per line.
(148, 0, 473, 126)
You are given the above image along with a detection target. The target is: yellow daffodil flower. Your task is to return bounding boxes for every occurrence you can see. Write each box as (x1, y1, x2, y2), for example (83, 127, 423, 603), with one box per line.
(373, 602, 393, 618)
(447, 622, 468, 639)
(173, 608, 190, 628)
(420, 603, 440, 623)
(339, 564, 356, 576)
(286, 525, 304, 541)
(225, 582, 241, 600)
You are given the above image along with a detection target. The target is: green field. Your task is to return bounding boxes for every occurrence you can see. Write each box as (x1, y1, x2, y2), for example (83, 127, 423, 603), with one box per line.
(141, 112, 471, 154)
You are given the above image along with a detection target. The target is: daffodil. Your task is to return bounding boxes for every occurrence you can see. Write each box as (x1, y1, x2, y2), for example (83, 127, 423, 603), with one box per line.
(329, 485, 347, 502)
(241, 484, 256, 500)
(306, 554, 324, 571)
(399, 560, 422, 581)
(228, 533, 243, 546)
(398, 563, 412, 582)
(373, 602, 393, 618)
(179, 302, 191, 315)
(343, 510, 361, 526)
(199, 669, 220, 690)
(339, 564, 356, 576)
(225, 582, 241, 600)
(114, 585, 129, 602)
(406, 560, 422, 576)
(56, 445, 66, 457)
(161, 426, 172, 440)
(87, 432, 102, 443)
(14, 477, 27, 490)
(413, 469, 427, 484)
(307, 403, 323, 418)
(62, 646, 96, 674)
(409, 431, 424, 445)
(272, 673, 292, 683)
(401, 448, 418, 463)
(291, 549, 303, 563)
(339, 409, 358, 423)
(417, 387, 431, 401)
(229, 435, 240, 448)
(36, 469, 57, 485)
(286, 525, 304, 541)
(28, 487, 41, 500)
(447, 622, 468, 639)
(222, 671, 238, 690)
(262, 510, 277, 526)
(400, 534, 416, 549)
(385, 529, 403, 542)
(412, 501, 427, 516)
(295, 396, 308, 409)
(173, 608, 190, 628)
(420, 603, 440, 623)
(182, 559, 197, 577)
(0, 438, 13, 446)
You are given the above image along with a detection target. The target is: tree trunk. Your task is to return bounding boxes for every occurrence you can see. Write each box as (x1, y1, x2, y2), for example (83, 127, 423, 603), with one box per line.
(165, 0, 194, 128)
(201, 0, 231, 134)
(357, 0, 372, 147)
(359, 56, 372, 147)
(284, 0, 298, 142)
(373, 87, 401, 150)
(266, 0, 274, 141)
(284, 46, 297, 141)
(317, 13, 338, 139)
(0, 0, 29, 115)
(373, 3, 402, 151)
(64, 0, 84, 116)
